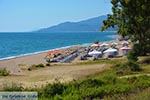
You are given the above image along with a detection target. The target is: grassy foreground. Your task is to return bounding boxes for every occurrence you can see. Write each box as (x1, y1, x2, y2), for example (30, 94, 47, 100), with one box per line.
(1, 57, 150, 100)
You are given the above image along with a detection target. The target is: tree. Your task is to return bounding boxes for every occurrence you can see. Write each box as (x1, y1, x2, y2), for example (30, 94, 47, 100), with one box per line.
(101, 0, 150, 60)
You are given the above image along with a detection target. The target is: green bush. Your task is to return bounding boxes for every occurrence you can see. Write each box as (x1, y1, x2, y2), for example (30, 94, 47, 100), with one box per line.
(41, 82, 65, 98)
(102, 74, 117, 84)
(37, 75, 150, 99)
(79, 79, 104, 88)
(125, 61, 142, 71)
(36, 63, 45, 68)
(139, 57, 150, 65)
(127, 50, 138, 62)
(28, 63, 45, 71)
(0, 68, 10, 76)
(112, 60, 142, 75)
(116, 70, 124, 76)
(127, 43, 144, 62)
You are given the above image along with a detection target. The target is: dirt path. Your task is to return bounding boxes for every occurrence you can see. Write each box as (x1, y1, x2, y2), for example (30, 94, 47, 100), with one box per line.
(0, 64, 108, 88)
(119, 73, 150, 79)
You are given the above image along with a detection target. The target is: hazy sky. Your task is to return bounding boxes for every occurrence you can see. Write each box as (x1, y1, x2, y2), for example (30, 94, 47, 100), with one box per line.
(0, 0, 112, 32)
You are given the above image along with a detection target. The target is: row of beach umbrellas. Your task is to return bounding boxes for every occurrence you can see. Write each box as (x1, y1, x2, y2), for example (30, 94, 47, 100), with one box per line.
(88, 48, 118, 56)
(88, 47, 131, 56)
(90, 43, 109, 47)
(90, 42, 119, 47)
(90, 41, 129, 47)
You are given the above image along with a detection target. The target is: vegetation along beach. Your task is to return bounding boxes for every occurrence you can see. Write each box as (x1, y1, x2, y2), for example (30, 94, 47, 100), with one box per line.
(0, 0, 150, 100)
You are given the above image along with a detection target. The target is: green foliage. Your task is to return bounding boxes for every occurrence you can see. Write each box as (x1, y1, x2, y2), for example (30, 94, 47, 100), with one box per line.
(79, 79, 104, 88)
(101, 74, 117, 84)
(77, 58, 127, 66)
(101, 0, 150, 57)
(1, 58, 150, 99)
(46, 63, 50, 66)
(104, 88, 150, 100)
(112, 60, 142, 76)
(127, 47, 138, 62)
(76, 59, 110, 65)
(139, 57, 150, 65)
(124, 61, 142, 72)
(116, 70, 124, 76)
(0, 68, 10, 76)
(28, 63, 45, 71)
(2, 82, 23, 91)
(1, 69, 150, 100)
(36, 63, 45, 67)
(37, 74, 150, 99)
(41, 82, 66, 98)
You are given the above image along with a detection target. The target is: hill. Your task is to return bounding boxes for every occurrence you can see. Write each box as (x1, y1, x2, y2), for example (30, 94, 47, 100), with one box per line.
(37, 15, 117, 32)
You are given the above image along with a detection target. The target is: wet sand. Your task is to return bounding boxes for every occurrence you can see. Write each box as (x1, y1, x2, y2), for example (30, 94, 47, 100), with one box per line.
(0, 52, 47, 73)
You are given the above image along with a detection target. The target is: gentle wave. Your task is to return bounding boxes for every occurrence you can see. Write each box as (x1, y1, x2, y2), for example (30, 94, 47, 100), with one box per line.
(0, 32, 116, 60)
(0, 44, 83, 61)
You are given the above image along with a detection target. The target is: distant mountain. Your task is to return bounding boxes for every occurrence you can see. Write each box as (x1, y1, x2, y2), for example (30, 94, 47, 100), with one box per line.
(36, 15, 117, 32)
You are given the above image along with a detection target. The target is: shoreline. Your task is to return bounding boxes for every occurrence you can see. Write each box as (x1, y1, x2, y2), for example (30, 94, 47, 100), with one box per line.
(0, 32, 117, 61)
(0, 39, 118, 74)
(0, 44, 84, 73)
(0, 38, 117, 61)
(0, 44, 84, 61)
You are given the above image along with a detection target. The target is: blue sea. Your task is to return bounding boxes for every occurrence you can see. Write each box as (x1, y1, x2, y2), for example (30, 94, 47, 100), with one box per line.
(0, 32, 116, 60)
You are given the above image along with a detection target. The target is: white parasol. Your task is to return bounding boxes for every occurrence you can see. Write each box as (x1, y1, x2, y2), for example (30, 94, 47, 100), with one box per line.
(88, 50, 102, 55)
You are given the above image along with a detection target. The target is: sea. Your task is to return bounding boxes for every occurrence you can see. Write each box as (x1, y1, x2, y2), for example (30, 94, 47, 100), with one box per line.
(0, 32, 116, 60)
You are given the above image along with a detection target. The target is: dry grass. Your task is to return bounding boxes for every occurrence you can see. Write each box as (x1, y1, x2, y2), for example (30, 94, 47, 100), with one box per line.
(0, 63, 108, 88)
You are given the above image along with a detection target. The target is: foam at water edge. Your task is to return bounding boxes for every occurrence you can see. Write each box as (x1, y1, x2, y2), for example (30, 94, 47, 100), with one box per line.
(0, 44, 83, 61)
(0, 40, 115, 61)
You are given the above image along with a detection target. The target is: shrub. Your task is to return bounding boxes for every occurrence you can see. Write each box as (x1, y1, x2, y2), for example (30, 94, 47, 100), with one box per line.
(46, 63, 50, 66)
(41, 82, 65, 98)
(79, 79, 104, 88)
(102, 74, 117, 84)
(28, 63, 45, 71)
(139, 57, 150, 65)
(3, 82, 23, 91)
(36, 75, 150, 99)
(27, 68, 31, 71)
(127, 50, 138, 62)
(36, 63, 45, 68)
(0, 68, 10, 76)
(116, 70, 124, 76)
(125, 61, 142, 71)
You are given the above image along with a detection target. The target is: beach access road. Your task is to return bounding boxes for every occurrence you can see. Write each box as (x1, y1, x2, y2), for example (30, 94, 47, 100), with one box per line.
(0, 63, 108, 88)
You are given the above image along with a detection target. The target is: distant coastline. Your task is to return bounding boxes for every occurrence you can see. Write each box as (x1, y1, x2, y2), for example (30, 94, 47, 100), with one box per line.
(36, 15, 117, 33)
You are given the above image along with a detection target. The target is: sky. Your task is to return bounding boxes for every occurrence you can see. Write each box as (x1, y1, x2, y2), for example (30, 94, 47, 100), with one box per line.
(0, 0, 112, 32)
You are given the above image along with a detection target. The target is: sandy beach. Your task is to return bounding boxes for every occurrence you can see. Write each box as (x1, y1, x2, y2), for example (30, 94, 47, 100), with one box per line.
(0, 63, 108, 88)
(0, 45, 83, 74)
(0, 40, 131, 88)
(0, 40, 128, 74)
(0, 46, 109, 88)
(0, 52, 47, 73)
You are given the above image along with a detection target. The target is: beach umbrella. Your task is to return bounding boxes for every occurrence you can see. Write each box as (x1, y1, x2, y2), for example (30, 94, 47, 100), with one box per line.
(100, 43, 109, 47)
(121, 41, 129, 45)
(120, 46, 131, 50)
(104, 48, 118, 53)
(88, 50, 102, 55)
(47, 50, 60, 55)
(90, 44, 99, 47)
(111, 42, 118, 46)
